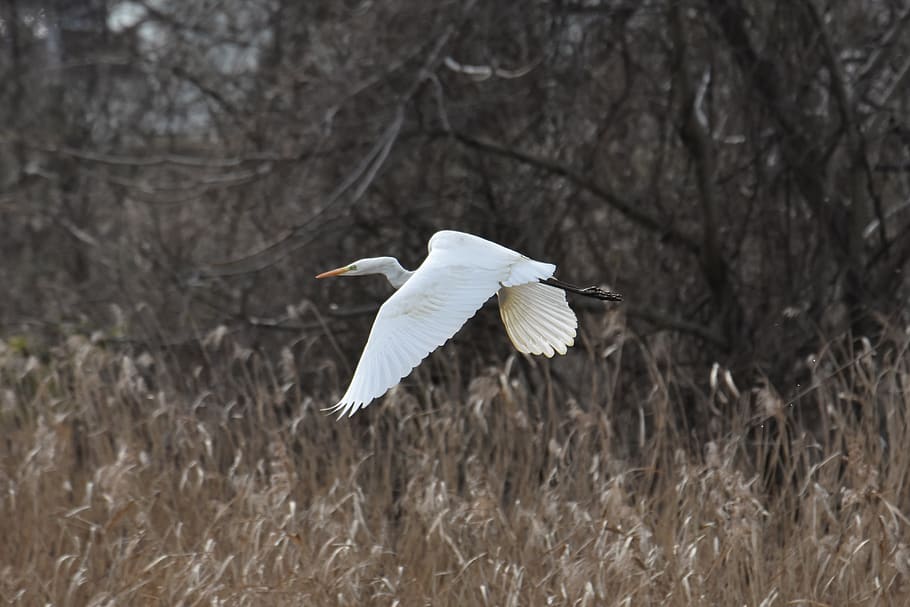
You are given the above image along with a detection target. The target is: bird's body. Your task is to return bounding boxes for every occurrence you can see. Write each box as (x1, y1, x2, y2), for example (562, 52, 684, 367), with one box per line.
(316, 230, 620, 417)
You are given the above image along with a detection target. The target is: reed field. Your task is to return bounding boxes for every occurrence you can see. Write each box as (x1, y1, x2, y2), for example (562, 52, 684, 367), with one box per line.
(3, 315, 909, 606)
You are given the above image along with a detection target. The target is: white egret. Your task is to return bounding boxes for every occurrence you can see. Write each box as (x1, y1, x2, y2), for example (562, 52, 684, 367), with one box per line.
(316, 230, 621, 417)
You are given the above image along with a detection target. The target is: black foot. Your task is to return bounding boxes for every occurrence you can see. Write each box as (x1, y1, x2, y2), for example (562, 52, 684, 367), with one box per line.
(581, 286, 623, 301)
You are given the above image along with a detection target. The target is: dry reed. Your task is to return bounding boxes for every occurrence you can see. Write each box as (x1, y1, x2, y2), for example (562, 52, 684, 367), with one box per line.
(2, 320, 910, 606)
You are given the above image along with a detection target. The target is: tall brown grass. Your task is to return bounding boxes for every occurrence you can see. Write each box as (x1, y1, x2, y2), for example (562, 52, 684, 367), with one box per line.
(2, 318, 910, 605)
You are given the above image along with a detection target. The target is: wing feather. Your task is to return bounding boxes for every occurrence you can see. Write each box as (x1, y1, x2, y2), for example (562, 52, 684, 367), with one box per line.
(498, 282, 577, 357)
(326, 258, 505, 417)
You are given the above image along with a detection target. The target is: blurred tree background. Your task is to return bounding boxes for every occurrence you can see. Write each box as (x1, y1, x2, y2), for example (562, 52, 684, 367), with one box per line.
(2, 0, 909, 430)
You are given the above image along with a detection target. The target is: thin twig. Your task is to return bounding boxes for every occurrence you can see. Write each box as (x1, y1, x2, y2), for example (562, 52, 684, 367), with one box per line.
(442, 129, 701, 255)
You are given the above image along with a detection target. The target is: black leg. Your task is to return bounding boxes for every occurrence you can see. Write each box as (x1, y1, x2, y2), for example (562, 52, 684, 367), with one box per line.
(540, 277, 623, 302)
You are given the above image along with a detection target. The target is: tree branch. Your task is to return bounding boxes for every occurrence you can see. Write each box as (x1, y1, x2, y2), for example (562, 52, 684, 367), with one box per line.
(804, 0, 884, 252)
(670, 3, 741, 347)
(197, 23, 462, 280)
(441, 129, 701, 255)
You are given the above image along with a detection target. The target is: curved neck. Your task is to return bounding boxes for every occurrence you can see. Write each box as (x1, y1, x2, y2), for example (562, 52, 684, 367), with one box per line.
(383, 260, 414, 289)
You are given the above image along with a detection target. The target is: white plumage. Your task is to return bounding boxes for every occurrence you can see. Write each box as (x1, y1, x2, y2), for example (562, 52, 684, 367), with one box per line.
(498, 282, 577, 357)
(316, 230, 600, 417)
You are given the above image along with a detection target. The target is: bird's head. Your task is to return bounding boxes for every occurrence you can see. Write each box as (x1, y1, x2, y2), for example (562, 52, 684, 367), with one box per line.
(315, 257, 398, 278)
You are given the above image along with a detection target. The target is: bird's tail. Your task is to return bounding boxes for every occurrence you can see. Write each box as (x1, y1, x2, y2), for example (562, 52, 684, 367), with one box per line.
(501, 259, 556, 287)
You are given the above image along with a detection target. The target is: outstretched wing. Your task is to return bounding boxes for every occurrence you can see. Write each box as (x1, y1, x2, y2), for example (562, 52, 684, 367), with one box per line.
(326, 231, 556, 417)
(497, 282, 577, 357)
(326, 258, 501, 418)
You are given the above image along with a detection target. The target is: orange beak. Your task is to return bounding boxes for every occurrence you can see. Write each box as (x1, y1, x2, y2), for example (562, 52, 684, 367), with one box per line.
(315, 266, 351, 279)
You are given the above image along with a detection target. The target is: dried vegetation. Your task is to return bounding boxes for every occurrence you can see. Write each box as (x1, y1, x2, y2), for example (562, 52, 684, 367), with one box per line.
(3, 319, 910, 605)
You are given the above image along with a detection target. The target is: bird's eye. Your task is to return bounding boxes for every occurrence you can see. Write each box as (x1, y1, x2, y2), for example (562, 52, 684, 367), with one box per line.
(348, 264, 357, 271)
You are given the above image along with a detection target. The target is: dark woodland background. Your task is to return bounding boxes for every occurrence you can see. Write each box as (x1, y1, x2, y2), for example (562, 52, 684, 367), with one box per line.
(2, 0, 909, 431)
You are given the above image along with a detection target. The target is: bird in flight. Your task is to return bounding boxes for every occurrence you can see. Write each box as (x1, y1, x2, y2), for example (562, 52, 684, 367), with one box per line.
(316, 230, 621, 417)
